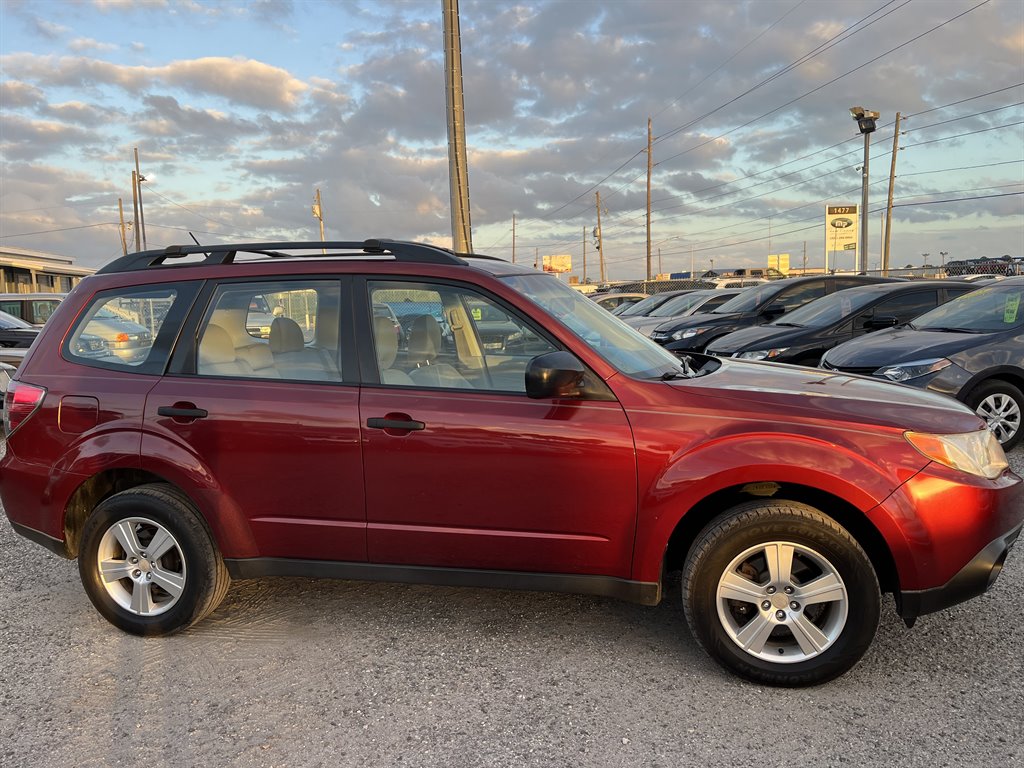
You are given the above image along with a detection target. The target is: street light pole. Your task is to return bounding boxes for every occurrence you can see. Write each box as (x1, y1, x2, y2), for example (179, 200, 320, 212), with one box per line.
(850, 107, 879, 274)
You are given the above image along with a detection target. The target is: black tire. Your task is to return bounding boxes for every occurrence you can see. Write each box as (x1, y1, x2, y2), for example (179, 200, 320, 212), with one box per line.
(965, 379, 1023, 451)
(78, 483, 230, 636)
(682, 500, 880, 687)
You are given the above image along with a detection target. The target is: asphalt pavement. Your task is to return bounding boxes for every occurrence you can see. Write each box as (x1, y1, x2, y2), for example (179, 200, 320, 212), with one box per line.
(1, 447, 1021, 768)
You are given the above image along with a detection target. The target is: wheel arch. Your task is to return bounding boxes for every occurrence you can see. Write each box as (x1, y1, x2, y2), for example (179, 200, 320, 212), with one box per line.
(960, 367, 1024, 404)
(662, 482, 900, 596)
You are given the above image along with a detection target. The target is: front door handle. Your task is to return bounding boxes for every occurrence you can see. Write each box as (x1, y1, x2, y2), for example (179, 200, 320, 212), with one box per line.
(158, 405, 209, 420)
(366, 417, 425, 432)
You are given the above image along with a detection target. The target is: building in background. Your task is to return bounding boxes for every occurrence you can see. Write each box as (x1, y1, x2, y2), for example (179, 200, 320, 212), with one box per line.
(0, 246, 95, 293)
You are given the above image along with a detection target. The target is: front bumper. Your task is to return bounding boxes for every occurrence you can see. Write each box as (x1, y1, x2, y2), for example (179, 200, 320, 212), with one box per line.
(898, 522, 1021, 619)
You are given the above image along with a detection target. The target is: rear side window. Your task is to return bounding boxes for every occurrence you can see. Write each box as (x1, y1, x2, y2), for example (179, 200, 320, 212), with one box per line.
(66, 288, 179, 372)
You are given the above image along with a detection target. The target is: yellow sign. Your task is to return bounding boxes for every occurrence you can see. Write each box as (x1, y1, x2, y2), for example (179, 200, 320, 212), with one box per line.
(543, 254, 572, 273)
(768, 253, 790, 274)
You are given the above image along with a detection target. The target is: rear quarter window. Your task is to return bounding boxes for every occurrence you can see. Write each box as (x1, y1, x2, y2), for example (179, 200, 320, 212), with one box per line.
(64, 286, 188, 374)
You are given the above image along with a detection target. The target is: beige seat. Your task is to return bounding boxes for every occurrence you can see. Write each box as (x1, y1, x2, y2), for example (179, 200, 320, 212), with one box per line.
(208, 308, 279, 378)
(406, 315, 471, 389)
(373, 316, 414, 385)
(198, 324, 255, 377)
(270, 317, 338, 381)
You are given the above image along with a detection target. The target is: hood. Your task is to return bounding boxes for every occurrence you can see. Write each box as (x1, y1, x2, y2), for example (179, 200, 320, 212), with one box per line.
(824, 327, 996, 368)
(706, 323, 808, 355)
(667, 357, 981, 435)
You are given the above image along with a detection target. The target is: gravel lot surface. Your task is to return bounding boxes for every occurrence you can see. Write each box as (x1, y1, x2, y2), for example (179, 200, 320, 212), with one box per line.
(1, 445, 1021, 768)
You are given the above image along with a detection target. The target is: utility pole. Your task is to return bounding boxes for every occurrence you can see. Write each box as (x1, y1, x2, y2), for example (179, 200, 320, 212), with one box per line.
(131, 170, 140, 252)
(658, 247, 662, 277)
(690, 244, 694, 278)
(940, 251, 949, 274)
(645, 117, 653, 281)
(312, 188, 326, 254)
(595, 191, 606, 283)
(883, 111, 902, 277)
(117, 198, 128, 256)
(582, 225, 587, 283)
(802, 241, 807, 274)
(442, 0, 473, 252)
(134, 148, 147, 251)
(534, 247, 539, 270)
(511, 213, 516, 264)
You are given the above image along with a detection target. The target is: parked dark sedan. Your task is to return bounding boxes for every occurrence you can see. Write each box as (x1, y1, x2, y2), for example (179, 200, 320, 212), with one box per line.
(652, 275, 897, 352)
(706, 281, 976, 366)
(0, 309, 39, 349)
(612, 290, 691, 319)
(821, 277, 1024, 449)
(628, 288, 745, 337)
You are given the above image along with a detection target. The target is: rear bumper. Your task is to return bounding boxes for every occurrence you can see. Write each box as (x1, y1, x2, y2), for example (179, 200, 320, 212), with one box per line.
(898, 522, 1021, 620)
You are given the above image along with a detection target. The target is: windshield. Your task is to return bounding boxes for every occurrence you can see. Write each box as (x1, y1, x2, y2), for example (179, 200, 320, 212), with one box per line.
(913, 282, 1024, 332)
(502, 274, 685, 378)
(711, 281, 787, 313)
(616, 292, 673, 317)
(647, 291, 712, 317)
(0, 309, 32, 330)
(772, 287, 880, 328)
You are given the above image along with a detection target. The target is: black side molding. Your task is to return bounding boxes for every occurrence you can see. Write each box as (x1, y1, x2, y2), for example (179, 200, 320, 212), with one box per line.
(224, 558, 662, 606)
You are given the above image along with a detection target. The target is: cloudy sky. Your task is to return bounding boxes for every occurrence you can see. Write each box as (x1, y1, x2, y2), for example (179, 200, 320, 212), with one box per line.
(1, 0, 1022, 280)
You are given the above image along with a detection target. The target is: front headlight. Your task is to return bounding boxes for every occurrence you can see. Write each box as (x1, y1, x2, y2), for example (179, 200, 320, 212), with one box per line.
(905, 429, 1009, 479)
(673, 327, 709, 341)
(737, 348, 789, 361)
(875, 358, 951, 382)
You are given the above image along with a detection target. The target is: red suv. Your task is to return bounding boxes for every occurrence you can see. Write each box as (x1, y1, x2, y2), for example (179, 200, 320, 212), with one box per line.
(2, 240, 1021, 686)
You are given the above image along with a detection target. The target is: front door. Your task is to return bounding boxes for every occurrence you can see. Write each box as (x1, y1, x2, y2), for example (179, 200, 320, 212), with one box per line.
(359, 279, 638, 578)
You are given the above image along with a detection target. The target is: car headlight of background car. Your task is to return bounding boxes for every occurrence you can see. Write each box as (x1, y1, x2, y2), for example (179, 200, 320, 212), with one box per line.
(672, 327, 711, 341)
(905, 429, 1009, 480)
(875, 358, 952, 382)
(736, 348, 789, 361)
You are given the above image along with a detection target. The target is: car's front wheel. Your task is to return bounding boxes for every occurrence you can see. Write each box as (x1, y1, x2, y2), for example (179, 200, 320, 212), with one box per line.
(78, 484, 230, 635)
(683, 501, 880, 687)
(966, 379, 1023, 451)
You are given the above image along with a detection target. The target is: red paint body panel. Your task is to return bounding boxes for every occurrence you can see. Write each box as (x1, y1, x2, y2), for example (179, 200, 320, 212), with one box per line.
(360, 386, 637, 575)
(142, 376, 366, 562)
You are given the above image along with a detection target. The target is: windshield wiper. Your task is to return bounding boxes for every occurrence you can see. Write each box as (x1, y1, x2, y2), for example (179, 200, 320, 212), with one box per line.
(919, 326, 979, 334)
(772, 322, 803, 328)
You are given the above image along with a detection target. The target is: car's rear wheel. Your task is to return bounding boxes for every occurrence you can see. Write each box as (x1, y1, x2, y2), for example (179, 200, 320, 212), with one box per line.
(966, 379, 1023, 451)
(683, 501, 880, 687)
(78, 484, 230, 635)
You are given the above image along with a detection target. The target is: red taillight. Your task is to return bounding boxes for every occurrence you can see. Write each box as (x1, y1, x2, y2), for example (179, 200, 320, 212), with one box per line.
(4, 380, 46, 435)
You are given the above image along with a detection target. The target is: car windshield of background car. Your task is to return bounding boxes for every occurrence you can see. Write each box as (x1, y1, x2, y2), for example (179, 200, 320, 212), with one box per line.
(710, 283, 785, 314)
(0, 310, 32, 330)
(912, 283, 1024, 333)
(616, 293, 672, 317)
(501, 274, 685, 379)
(771, 288, 880, 328)
(647, 292, 709, 317)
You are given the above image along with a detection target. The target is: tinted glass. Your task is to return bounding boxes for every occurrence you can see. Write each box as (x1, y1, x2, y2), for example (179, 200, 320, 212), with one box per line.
(711, 282, 791, 313)
(913, 282, 1024, 332)
(67, 289, 175, 368)
(617, 293, 675, 317)
(775, 288, 883, 328)
(764, 281, 826, 313)
(647, 292, 712, 317)
(870, 291, 938, 323)
(0, 309, 32, 329)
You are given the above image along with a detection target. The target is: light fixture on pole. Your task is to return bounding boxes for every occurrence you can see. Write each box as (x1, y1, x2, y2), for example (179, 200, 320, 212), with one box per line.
(850, 106, 879, 274)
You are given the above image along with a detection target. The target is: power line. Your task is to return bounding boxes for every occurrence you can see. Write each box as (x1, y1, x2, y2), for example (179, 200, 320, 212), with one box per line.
(140, 184, 227, 227)
(0, 222, 118, 238)
(906, 82, 1024, 118)
(904, 120, 1024, 148)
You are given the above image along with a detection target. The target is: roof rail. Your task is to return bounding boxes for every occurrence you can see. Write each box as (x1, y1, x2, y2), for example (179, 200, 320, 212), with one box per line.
(94, 239, 488, 274)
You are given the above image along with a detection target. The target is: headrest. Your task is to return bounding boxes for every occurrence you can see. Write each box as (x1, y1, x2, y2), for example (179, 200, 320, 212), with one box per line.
(374, 316, 399, 368)
(199, 324, 235, 365)
(408, 314, 441, 360)
(270, 316, 305, 354)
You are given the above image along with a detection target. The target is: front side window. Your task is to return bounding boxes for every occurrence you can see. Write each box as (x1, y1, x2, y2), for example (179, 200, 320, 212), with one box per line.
(765, 281, 826, 314)
(368, 280, 557, 392)
(197, 280, 341, 382)
(66, 288, 176, 370)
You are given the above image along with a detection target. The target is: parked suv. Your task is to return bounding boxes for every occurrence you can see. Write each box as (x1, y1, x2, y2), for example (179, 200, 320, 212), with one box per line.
(2, 240, 1020, 687)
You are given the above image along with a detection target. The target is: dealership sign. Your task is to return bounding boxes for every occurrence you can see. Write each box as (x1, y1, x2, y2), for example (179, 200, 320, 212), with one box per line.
(825, 205, 858, 255)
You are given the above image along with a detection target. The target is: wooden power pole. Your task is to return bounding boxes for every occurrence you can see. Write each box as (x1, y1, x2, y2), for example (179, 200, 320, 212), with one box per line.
(595, 191, 606, 283)
(134, 147, 147, 251)
(131, 170, 140, 252)
(582, 225, 587, 283)
(511, 213, 516, 264)
(645, 117, 653, 281)
(117, 198, 128, 256)
(883, 112, 902, 277)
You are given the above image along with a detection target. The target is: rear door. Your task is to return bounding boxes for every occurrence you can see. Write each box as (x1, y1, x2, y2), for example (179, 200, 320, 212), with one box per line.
(142, 277, 366, 562)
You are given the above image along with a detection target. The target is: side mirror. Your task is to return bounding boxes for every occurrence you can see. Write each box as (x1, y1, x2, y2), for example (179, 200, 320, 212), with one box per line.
(865, 315, 899, 330)
(525, 351, 587, 399)
(761, 305, 786, 318)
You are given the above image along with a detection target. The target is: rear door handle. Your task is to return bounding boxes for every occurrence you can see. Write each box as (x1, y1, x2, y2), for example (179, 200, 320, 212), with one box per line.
(366, 417, 425, 431)
(158, 405, 209, 420)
